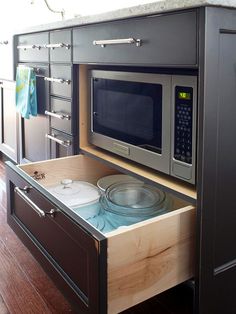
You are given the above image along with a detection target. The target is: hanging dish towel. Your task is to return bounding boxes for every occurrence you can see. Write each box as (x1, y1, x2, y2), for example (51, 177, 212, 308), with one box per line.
(15, 66, 37, 119)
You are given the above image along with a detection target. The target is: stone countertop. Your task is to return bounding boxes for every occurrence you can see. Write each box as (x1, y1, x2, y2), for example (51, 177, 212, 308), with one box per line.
(16, 0, 236, 34)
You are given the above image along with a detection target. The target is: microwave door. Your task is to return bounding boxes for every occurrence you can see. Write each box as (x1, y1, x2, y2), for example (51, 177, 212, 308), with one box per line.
(90, 70, 172, 175)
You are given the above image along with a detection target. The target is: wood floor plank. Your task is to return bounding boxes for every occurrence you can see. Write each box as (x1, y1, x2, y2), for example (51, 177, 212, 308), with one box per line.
(0, 238, 51, 314)
(0, 294, 9, 314)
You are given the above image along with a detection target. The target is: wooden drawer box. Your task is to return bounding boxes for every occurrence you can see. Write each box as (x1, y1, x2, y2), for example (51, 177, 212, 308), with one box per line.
(17, 32, 49, 62)
(6, 155, 195, 313)
(73, 10, 197, 66)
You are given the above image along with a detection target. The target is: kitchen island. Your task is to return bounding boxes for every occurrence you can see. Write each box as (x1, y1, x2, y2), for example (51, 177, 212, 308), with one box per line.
(1, 1, 236, 313)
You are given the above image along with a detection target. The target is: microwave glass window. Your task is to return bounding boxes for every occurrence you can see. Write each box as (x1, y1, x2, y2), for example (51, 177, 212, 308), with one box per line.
(92, 78, 163, 154)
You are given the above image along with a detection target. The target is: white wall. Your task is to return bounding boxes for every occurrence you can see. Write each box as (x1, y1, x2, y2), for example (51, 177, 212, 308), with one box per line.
(0, 0, 159, 34)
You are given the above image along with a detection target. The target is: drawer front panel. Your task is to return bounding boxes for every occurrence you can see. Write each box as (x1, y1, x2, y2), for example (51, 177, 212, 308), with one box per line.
(50, 30, 72, 63)
(46, 129, 75, 158)
(73, 11, 197, 66)
(49, 97, 72, 134)
(17, 33, 49, 62)
(6, 163, 105, 313)
(50, 65, 72, 98)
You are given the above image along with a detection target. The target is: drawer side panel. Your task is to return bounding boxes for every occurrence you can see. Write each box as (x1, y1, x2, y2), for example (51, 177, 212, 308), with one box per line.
(107, 206, 195, 313)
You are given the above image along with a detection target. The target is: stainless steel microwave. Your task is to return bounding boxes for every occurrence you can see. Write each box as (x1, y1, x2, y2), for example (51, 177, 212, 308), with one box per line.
(89, 70, 197, 184)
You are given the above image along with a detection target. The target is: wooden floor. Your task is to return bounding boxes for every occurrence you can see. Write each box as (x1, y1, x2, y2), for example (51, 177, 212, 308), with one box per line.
(0, 157, 193, 314)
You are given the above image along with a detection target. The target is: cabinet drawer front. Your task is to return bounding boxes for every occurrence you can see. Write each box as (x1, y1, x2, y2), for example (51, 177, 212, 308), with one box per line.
(49, 97, 72, 134)
(50, 65, 72, 98)
(47, 128, 76, 158)
(73, 11, 197, 66)
(6, 162, 106, 313)
(17, 33, 49, 62)
(50, 30, 72, 63)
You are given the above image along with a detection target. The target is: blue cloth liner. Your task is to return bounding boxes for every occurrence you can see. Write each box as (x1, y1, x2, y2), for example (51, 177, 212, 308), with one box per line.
(15, 66, 37, 119)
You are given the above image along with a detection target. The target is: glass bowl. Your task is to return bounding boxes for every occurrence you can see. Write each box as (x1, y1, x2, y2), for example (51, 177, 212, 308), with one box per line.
(100, 181, 172, 228)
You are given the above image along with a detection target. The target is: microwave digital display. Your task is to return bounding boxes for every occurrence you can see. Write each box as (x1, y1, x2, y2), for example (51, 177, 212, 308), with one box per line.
(178, 92, 191, 100)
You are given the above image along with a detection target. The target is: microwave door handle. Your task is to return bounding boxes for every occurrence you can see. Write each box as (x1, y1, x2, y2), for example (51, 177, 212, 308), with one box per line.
(93, 38, 142, 47)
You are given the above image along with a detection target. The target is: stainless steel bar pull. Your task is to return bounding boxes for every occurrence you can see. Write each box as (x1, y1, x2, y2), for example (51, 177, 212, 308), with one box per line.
(0, 40, 8, 45)
(17, 44, 42, 50)
(93, 38, 142, 47)
(45, 110, 71, 120)
(44, 43, 70, 49)
(14, 186, 46, 218)
(44, 76, 71, 85)
(46, 133, 71, 147)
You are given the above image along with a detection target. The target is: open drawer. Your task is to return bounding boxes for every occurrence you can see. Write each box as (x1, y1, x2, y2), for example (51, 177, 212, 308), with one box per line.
(6, 154, 195, 314)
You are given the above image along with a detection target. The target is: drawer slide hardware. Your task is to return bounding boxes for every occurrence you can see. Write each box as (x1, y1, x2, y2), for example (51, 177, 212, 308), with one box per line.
(14, 186, 58, 218)
(46, 133, 71, 147)
(0, 40, 8, 45)
(44, 43, 71, 50)
(44, 76, 71, 85)
(93, 38, 142, 47)
(45, 110, 71, 120)
(17, 44, 42, 50)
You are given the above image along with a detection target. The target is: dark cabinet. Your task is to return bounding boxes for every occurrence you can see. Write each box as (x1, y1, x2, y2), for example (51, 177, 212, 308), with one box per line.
(8, 5, 236, 314)
(0, 80, 17, 162)
(196, 8, 236, 314)
(16, 29, 77, 162)
(18, 64, 49, 163)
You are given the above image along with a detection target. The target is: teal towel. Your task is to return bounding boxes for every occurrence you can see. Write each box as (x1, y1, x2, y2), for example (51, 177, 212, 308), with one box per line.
(16, 66, 37, 119)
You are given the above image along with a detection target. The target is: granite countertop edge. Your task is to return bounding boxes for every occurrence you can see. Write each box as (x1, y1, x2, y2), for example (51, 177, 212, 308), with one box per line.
(14, 0, 236, 35)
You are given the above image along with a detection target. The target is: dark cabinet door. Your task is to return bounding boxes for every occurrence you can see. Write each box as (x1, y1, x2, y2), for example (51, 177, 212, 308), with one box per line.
(0, 80, 17, 162)
(6, 161, 107, 313)
(18, 64, 49, 163)
(197, 8, 236, 314)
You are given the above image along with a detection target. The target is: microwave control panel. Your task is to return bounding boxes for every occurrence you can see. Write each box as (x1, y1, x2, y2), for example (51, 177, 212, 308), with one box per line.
(174, 86, 193, 164)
